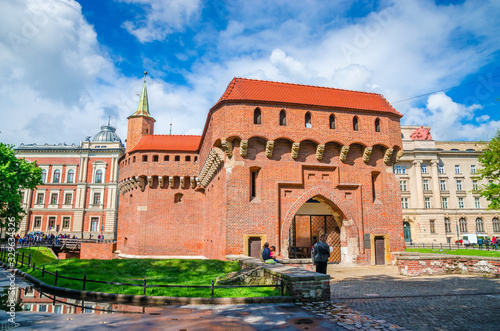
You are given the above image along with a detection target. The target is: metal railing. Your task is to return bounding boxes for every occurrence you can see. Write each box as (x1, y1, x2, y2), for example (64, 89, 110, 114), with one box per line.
(405, 242, 500, 251)
(0, 247, 285, 298)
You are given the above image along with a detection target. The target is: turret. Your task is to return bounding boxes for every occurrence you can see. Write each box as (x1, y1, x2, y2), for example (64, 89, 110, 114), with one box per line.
(126, 72, 156, 152)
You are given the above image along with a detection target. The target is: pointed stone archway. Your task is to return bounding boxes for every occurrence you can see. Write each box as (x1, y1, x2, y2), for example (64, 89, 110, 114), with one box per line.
(281, 187, 360, 264)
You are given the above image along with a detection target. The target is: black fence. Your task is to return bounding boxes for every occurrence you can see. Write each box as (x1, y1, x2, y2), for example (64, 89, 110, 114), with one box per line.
(0, 247, 285, 298)
(405, 242, 500, 251)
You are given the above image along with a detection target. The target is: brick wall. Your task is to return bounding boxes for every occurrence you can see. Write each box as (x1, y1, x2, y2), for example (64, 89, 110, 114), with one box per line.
(80, 242, 117, 260)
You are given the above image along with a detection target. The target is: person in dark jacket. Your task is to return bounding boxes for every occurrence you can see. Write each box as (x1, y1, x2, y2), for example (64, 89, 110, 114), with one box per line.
(262, 242, 271, 261)
(312, 234, 330, 274)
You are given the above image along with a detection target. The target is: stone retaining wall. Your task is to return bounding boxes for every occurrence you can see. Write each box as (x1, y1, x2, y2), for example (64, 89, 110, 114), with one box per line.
(397, 253, 500, 277)
(226, 255, 330, 302)
(80, 242, 117, 260)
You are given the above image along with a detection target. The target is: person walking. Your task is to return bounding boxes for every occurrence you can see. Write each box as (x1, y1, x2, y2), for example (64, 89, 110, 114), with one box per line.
(312, 234, 330, 274)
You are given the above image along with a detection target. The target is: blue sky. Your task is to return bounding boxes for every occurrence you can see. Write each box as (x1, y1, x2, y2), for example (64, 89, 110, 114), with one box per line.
(1, 0, 499, 146)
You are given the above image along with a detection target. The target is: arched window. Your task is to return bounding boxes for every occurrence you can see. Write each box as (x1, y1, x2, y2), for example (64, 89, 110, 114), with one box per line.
(41, 170, 47, 183)
(375, 118, 380, 132)
(279, 110, 287, 126)
(95, 169, 103, 183)
(459, 217, 467, 233)
(67, 170, 74, 183)
(254, 108, 262, 125)
(476, 218, 484, 233)
(353, 116, 359, 131)
(53, 170, 60, 183)
(493, 218, 500, 232)
(305, 112, 312, 128)
(133, 156, 136, 163)
(174, 193, 183, 203)
(329, 114, 335, 129)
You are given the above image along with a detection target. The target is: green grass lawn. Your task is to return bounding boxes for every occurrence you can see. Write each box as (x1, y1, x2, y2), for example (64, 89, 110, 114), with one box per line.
(16, 258, 282, 298)
(17, 247, 56, 265)
(405, 248, 500, 258)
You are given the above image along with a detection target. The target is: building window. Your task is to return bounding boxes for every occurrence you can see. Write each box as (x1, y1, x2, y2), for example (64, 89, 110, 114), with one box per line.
(133, 156, 136, 163)
(445, 218, 451, 233)
(375, 118, 380, 132)
(93, 192, 101, 205)
(174, 193, 183, 203)
(400, 180, 407, 191)
(250, 168, 260, 200)
(194, 156, 198, 162)
(95, 170, 103, 183)
(186, 156, 191, 162)
(175, 155, 180, 161)
(456, 180, 462, 191)
(48, 217, 55, 230)
(421, 164, 428, 173)
(401, 198, 409, 209)
(36, 193, 44, 205)
(164, 155, 169, 161)
(471, 165, 476, 174)
(62, 217, 70, 229)
(34, 216, 41, 228)
(442, 197, 448, 209)
(371, 172, 379, 202)
(305, 112, 312, 128)
(475, 197, 480, 209)
(438, 165, 444, 174)
(41, 170, 47, 183)
(440, 180, 446, 191)
(53, 170, 60, 183)
(493, 218, 500, 232)
(459, 217, 467, 232)
(476, 218, 484, 233)
(279, 110, 287, 126)
(67, 170, 74, 183)
(329, 114, 335, 129)
(423, 179, 429, 191)
(254, 108, 262, 125)
(425, 197, 431, 209)
(39, 305, 47, 312)
(64, 193, 72, 205)
(153, 155, 159, 162)
(455, 165, 460, 174)
(50, 193, 58, 205)
(142, 155, 148, 162)
(458, 197, 464, 209)
(353, 116, 359, 131)
(395, 165, 406, 174)
(54, 305, 62, 314)
(430, 220, 435, 233)
(473, 180, 478, 191)
(90, 217, 99, 231)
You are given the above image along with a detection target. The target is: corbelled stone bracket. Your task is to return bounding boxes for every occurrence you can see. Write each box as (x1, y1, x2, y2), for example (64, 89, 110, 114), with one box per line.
(339, 145, 349, 162)
(384, 148, 394, 165)
(291, 142, 300, 159)
(190, 177, 196, 188)
(158, 176, 164, 188)
(265, 141, 274, 158)
(395, 150, 404, 163)
(240, 140, 248, 157)
(169, 176, 174, 188)
(316, 144, 325, 160)
(363, 147, 373, 163)
(147, 176, 153, 188)
(221, 140, 233, 158)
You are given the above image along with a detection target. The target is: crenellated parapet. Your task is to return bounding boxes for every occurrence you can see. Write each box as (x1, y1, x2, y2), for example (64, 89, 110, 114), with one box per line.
(118, 174, 199, 194)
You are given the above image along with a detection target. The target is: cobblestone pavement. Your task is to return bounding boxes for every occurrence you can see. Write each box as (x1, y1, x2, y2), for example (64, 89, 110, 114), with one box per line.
(323, 265, 500, 331)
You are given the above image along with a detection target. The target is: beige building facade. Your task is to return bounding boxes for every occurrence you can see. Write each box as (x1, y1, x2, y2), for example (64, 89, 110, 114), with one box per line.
(396, 126, 500, 244)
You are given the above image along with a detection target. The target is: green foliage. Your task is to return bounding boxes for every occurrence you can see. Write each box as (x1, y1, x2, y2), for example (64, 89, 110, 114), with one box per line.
(0, 288, 22, 312)
(406, 248, 500, 258)
(0, 143, 42, 229)
(18, 259, 282, 298)
(18, 247, 56, 265)
(478, 129, 500, 209)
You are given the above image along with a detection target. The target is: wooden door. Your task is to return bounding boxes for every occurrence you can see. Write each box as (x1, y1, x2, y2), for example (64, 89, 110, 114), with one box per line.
(375, 236, 385, 265)
(248, 237, 261, 259)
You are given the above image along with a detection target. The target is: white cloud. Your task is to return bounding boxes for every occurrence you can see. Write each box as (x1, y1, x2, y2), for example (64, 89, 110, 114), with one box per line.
(118, 0, 201, 43)
(404, 92, 499, 141)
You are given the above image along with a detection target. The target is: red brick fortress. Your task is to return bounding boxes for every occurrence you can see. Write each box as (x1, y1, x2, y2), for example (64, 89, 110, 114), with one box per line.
(117, 76, 404, 265)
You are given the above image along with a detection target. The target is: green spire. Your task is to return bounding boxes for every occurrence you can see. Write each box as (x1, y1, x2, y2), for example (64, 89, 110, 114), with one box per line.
(130, 71, 152, 118)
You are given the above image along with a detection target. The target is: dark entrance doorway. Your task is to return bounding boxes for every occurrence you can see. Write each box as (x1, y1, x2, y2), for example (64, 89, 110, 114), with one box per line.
(248, 237, 262, 259)
(289, 215, 340, 262)
(374, 236, 385, 265)
(403, 222, 411, 243)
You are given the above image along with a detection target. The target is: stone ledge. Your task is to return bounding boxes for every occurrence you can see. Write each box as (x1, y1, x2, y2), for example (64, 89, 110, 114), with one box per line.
(0, 262, 292, 305)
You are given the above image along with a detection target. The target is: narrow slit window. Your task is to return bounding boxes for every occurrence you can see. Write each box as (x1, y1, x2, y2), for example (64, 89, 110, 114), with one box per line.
(353, 116, 359, 131)
(329, 114, 335, 129)
(279, 110, 287, 126)
(375, 118, 380, 132)
(305, 112, 312, 128)
(254, 108, 262, 125)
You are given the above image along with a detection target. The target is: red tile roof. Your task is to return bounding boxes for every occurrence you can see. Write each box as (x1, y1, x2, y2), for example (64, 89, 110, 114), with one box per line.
(213, 77, 401, 116)
(129, 135, 201, 152)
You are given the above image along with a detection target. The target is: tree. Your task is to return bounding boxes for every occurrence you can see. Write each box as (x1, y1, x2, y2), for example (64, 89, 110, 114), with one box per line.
(478, 129, 500, 209)
(0, 143, 42, 231)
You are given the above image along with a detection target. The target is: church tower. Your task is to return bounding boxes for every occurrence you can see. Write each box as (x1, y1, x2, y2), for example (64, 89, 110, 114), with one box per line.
(126, 72, 155, 152)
